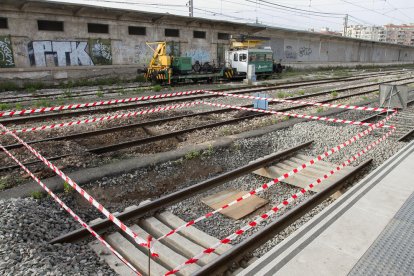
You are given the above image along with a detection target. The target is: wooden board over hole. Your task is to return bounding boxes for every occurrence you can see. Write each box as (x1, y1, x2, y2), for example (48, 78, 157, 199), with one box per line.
(201, 189, 268, 220)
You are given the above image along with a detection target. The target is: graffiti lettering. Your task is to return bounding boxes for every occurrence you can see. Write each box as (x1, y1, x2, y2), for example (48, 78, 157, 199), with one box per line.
(284, 45, 297, 60)
(89, 39, 112, 65)
(29, 41, 94, 67)
(28, 39, 112, 67)
(298, 47, 312, 57)
(0, 36, 15, 68)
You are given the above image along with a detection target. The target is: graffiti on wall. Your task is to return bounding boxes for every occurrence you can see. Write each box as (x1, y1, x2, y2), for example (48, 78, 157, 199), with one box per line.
(89, 39, 112, 65)
(298, 47, 312, 57)
(284, 45, 297, 59)
(184, 49, 210, 63)
(28, 39, 112, 67)
(0, 36, 15, 68)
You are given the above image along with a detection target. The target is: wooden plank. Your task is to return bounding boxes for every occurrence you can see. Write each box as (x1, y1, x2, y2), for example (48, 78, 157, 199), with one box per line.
(105, 232, 168, 276)
(156, 212, 232, 255)
(140, 217, 219, 266)
(129, 225, 200, 276)
(201, 189, 268, 220)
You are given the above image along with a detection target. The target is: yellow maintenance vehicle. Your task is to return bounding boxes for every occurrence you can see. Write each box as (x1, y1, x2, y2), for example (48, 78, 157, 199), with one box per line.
(143, 36, 283, 84)
(144, 41, 233, 84)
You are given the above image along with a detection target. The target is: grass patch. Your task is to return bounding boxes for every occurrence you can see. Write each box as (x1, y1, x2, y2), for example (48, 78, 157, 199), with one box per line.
(30, 191, 45, 200)
(152, 85, 162, 92)
(14, 103, 23, 110)
(185, 150, 201, 160)
(331, 91, 338, 98)
(96, 91, 104, 98)
(34, 99, 52, 108)
(316, 107, 324, 113)
(0, 82, 19, 92)
(63, 182, 74, 194)
(297, 90, 305, 95)
(0, 103, 10, 111)
(277, 91, 287, 98)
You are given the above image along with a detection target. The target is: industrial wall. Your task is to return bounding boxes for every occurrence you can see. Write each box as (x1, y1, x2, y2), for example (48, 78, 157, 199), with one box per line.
(1, 0, 414, 84)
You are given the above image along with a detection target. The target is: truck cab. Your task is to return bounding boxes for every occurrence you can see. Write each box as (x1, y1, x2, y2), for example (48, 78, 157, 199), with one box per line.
(226, 48, 274, 76)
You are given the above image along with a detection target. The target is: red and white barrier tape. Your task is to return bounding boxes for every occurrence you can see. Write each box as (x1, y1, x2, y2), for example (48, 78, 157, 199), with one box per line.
(165, 126, 396, 275)
(202, 90, 395, 113)
(0, 123, 156, 255)
(1, 102, 201, 135)
(200, 101, 393, 128)
(0, 90, 203, 118)
(155, 112, 396, 243)
(0, 144, 141, 275)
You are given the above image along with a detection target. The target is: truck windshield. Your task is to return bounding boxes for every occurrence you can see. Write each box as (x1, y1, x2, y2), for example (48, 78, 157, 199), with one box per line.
(239, 53, 247, 62)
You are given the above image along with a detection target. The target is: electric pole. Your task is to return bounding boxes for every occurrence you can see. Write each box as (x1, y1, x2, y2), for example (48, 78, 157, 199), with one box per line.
(343, 14, 349, 37)
(188, 0, 194, 17)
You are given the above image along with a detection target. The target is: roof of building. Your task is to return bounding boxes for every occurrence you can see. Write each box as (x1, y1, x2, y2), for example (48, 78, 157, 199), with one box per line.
(2, 0, 414, 48)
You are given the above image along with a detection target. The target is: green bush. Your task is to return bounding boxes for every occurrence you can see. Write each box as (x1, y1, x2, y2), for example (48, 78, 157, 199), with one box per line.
(0, 103, 10, 111)
(0, 82, 19, 92)
(185, 150, 201, 160)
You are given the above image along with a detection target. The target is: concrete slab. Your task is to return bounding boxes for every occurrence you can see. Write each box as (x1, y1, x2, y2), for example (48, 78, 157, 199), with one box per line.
(105, 232, 167, 276)
(156, 212, 232, 255)
(240, 140, 414, 276)
(129, 224, 199, 276)
(201, 189, 268, 220)
(253, 154, 352, 193)
(140, 217, 219, 265)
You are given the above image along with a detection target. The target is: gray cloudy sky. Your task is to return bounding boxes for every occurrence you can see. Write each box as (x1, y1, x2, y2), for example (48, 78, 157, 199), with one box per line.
(51, 0, 414, 32)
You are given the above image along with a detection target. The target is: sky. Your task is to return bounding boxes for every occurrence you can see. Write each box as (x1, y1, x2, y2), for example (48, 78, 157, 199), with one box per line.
(50, 0, 414, 32)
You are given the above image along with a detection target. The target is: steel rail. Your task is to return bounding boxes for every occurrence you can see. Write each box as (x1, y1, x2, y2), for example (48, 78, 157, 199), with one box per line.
(0, 86, 390, 171)
(1, 73, 409, 125)
(192, 158, 372, 276)
(0, 70, 397, 103)
(5, 77, 413, 151)
(49, 141, 313, 244)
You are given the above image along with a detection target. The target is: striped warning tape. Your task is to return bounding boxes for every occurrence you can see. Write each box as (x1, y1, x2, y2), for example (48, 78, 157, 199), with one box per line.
(165, 126, 396, 275)
(0, 123, 157, 256)
(201, 90, 395, 113)
(1, 102, 202, 135)
(0, 143, 141, 275)
(200, 101, 394, 128)
(154, 112, 396, 243)
(0, 90, 203, 118)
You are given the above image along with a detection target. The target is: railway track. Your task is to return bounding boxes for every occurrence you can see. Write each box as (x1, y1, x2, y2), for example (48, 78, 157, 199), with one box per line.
(0, 71, 412, 127)
(1, 77, 413, 172)
(0, 69, 404, 104)
(50, 141, 371, 275)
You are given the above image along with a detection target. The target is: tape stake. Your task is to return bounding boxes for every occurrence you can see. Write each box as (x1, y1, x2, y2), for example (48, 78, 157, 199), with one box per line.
(0, 144, 142, 275)
(166, 127, 396, 275)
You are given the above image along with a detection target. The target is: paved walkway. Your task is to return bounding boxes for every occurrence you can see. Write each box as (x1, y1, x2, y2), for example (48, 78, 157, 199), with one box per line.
(240, 140, 414, 276)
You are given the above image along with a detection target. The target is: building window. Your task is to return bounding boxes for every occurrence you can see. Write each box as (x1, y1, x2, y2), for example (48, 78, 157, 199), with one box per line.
(38, 20, 64, 31)
(88, 23, 109, 34)
(128, 26, 146, 36)
(193, 30, 206, 39)
(165, 28, 179, 37)
(218, 32, 230, 40)
(0, 18, 8, 29)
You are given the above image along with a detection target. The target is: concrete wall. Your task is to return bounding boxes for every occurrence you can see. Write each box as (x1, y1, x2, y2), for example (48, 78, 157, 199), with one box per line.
(1, 0, 414, 84)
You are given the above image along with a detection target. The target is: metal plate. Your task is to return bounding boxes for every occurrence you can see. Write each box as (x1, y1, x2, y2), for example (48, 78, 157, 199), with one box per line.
(349, 192, 414, 275)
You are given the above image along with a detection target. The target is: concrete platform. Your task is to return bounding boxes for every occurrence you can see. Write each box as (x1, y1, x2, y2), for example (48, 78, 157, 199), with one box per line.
(239, 140, 414, 276)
